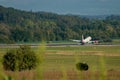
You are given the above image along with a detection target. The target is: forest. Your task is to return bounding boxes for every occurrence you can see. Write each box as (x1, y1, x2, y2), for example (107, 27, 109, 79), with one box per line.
(0, 5, 120, 43)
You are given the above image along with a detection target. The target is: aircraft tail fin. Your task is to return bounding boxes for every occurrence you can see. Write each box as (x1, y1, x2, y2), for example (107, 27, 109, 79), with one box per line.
(82, 34, 84, 41)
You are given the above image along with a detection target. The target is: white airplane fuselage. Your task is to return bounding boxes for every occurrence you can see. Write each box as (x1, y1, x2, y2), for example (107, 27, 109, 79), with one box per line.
(71, 35, 98, 45)
(82, 36, 92, 44)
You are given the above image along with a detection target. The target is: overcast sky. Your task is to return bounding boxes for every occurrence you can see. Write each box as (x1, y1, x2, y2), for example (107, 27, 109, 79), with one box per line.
(0, 0, 120, 15)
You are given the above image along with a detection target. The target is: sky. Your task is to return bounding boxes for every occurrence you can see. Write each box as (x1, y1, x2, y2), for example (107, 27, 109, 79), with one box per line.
(0, 0, 120, 15)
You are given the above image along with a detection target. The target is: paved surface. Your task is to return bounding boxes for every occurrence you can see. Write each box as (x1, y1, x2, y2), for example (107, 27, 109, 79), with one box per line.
(0, 43, 120, 48)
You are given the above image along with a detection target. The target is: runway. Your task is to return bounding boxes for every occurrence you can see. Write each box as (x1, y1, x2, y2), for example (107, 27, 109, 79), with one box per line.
(0, 43, 120, 48)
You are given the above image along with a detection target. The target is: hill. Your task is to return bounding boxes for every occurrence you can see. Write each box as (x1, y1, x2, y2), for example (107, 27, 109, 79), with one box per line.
(0, 5, 120, 43)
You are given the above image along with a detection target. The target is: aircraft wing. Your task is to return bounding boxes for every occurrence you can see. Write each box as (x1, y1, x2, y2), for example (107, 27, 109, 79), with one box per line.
(70, 39, 81, 43)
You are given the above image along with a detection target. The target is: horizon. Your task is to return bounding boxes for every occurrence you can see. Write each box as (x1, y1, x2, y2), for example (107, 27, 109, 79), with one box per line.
(0, 0, 120, 15)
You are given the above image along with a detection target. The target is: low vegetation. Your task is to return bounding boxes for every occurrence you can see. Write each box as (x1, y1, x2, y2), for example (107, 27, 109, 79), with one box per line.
(76, 62, 89, 71)
(3, 45, 38, 71)
(0, 46, 120, 80)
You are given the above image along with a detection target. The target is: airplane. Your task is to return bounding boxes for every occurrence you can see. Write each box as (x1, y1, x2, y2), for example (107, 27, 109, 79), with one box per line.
(70, 35, 99, 45)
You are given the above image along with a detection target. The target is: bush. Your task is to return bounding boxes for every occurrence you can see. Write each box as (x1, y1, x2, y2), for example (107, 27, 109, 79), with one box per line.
(76, 62, 89, 71)
(3, 45, 38, 71)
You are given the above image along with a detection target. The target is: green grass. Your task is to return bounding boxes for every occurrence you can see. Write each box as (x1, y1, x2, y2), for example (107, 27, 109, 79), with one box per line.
(111, 39, 120, 44)
(46, 46, 120, 54)
(1, 46, 120, 70)
(41, 54, 120, 71)
(0, 46, 120, 80)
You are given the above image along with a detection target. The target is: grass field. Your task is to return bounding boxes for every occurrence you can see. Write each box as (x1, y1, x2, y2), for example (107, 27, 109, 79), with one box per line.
(0, 45, 120, 80)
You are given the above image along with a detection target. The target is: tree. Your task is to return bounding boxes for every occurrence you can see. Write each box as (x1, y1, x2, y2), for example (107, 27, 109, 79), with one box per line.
(3, 45, 38, 71)
(0, 5, 120, 43)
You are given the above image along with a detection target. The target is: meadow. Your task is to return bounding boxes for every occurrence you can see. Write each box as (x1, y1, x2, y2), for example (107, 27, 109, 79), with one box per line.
(0, 45, 120, 80)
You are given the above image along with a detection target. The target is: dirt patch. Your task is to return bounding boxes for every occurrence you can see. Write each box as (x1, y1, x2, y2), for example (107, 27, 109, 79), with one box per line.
(46, 51, 120, 56)
(3, 68, 120, 80)
(43, 70, 120, 80)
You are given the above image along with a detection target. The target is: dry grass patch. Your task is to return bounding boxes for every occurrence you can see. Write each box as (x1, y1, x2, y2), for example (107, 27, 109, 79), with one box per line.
(43, 70, 120, 80)
(4, 70, 36, 80)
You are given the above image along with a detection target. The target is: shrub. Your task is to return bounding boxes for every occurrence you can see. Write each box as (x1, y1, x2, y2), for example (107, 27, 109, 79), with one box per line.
(3, 50, 17, 71)
(76, 62, 89, 71)
(3, 45, 38, 71)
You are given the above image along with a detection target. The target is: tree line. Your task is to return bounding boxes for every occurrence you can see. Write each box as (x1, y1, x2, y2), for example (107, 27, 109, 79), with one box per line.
(0, 5, 120, 43)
